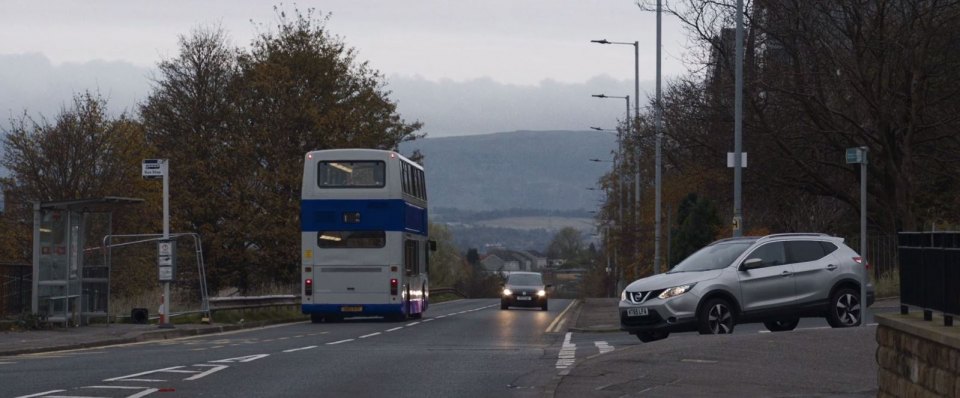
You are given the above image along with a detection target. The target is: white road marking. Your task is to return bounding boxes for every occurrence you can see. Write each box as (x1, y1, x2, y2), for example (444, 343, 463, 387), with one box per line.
(595, 341, 614, 354)
(406, 322, 420, 326)
(15, 391, 65, 398)
(103, 366, 185, 382)
(359, 332, 381, 339)
(83, 386, 159, 398)
(327, 339, 354, 345)
(555, 332, 577, 374)
(0, 361, 16, 365)
(294, 335, 305, 338)
(422, 319, 434, 322)
(278, 337, 289, 340)
(183, 364, 229, 380)
(283, 346, 318, 353)
(681, 359, 718, 364)
(436, 315, 447, 318)
(209, 354, 269, 363)
(386, 327, 403, 332)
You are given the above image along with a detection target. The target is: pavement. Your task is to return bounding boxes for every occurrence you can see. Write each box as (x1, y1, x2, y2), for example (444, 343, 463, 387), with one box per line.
(0, 320, 282, 357)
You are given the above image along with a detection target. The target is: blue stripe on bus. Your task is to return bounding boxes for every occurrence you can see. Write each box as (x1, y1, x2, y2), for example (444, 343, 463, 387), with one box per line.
(302, 303, 407, 316)
(300, 199, 427, 235)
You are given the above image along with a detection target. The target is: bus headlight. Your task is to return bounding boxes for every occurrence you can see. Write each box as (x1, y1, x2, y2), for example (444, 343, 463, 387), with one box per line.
(502, 288, 513, 296)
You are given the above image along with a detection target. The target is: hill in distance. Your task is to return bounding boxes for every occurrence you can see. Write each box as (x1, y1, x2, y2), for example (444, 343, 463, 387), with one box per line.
(399, 130, 616, 251)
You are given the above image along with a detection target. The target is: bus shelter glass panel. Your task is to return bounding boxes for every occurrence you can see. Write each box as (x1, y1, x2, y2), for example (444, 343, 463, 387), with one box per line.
(37, 210, 80, 323)
(81, 212, 111, 322)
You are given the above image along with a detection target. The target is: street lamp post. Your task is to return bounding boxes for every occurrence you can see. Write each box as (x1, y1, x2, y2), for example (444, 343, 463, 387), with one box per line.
(593, 94, 631, 279)
(592, 39, 643, 270)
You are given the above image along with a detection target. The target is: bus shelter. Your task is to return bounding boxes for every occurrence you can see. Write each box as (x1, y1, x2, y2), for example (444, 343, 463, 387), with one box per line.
(32, 197, 143, 326)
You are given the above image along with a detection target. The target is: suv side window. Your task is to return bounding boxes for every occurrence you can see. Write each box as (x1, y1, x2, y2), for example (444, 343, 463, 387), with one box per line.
(819, 241, 838, 254)
(786, 240, 828, 263)
(745, 242, 786, 268)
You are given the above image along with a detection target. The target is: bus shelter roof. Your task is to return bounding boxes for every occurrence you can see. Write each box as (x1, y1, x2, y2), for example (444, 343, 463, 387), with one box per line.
(36, 196, 144, 212)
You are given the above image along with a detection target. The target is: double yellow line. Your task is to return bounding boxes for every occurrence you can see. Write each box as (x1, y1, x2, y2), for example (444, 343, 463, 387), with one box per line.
(545, 299, 580, 333)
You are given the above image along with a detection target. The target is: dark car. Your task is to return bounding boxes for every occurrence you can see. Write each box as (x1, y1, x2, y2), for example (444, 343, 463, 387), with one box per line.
(500, 272, 550, 311)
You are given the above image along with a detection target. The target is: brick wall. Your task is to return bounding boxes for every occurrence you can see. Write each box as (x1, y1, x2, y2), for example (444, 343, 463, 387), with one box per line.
(876, 313, 960, 397)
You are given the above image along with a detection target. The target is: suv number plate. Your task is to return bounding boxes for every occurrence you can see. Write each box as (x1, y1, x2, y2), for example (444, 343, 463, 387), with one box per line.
(627, 307, 648, 317)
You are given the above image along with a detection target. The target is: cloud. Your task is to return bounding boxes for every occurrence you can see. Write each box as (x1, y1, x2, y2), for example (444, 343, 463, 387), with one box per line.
(0, 53, 153, 121)
(386, 74, 657, 137)
(0, 53, 656, 138)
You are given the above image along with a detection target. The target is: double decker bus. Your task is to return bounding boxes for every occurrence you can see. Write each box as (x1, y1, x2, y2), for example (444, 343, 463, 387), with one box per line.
(300, 149, 431, 322)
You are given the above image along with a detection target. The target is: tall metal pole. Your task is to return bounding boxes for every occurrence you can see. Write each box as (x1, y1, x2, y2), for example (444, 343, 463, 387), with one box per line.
(633, 41, 642, 263)
(860, 147, 868, 326)
(653, 0, 664, 273)
(733, 0, 745, 237)
(160, 160, 173, 329)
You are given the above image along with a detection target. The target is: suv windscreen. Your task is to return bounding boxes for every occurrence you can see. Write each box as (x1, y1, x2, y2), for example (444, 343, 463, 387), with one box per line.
(670, 241, 754, 272)
(507, 274, 542, 286)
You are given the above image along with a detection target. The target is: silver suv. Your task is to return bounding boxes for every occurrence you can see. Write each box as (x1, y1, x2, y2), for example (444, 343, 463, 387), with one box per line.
(619, 233, 875, 342)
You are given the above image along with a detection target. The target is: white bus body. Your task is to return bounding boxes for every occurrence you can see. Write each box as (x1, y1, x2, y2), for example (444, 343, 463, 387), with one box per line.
(300, 149, 430, 321)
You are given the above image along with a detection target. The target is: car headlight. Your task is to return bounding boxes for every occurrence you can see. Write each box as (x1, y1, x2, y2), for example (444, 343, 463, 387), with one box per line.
(502, 289, 512, 296)
(621, 290, 627, 301)
(537, 290, 546, 297)
(658, 284, 694, 299)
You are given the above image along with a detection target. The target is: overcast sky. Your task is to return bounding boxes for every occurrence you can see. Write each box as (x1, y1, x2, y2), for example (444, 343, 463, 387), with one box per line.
(0, 0, 693, 137)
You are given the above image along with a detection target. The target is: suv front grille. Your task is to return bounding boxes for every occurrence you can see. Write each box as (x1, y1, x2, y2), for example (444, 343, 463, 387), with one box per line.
(627, 289, 665, 304)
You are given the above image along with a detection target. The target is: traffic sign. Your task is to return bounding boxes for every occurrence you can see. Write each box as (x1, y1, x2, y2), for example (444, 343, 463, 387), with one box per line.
(142, 159, 166, 179)
(727, 152, 747, 168)
(157, 240, 177, 281)
(845, 148, 864, 164)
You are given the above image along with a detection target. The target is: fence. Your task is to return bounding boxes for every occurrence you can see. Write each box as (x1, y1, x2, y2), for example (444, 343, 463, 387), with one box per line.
(897, 231, 960, 326)
(848, 234, 899, 279)
(0, 263, 31, 318)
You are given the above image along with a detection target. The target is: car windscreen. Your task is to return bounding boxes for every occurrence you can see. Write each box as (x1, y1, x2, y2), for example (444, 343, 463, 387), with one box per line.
(669, 241, 754, 272)
(507, 274, 542, 286)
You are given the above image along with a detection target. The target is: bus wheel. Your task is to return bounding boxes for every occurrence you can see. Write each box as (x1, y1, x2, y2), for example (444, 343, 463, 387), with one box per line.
(310, 314, 323, 323)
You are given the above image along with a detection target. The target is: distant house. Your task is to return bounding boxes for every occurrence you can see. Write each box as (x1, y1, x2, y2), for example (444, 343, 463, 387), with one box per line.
(512, 250, 547, 271)
(481, 253, 519, 273)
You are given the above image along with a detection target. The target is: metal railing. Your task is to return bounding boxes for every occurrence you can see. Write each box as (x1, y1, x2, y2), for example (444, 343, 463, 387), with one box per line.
(0, 263, 31, 318)
(898, 231, 960, 326)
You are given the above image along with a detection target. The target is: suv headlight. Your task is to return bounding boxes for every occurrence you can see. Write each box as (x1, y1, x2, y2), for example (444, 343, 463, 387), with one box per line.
(502, 288, 512, 296)
(658, 284, 694, 299)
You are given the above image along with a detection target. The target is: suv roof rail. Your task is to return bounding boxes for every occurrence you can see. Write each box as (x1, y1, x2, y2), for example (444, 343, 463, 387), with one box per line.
(710, 236, 759, 245)
(759, 233, 831, 241)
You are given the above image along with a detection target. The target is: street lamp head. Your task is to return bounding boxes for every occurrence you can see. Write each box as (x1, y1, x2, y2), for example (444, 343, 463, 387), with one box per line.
(590, 126, 604, 131)
(592, 94, 607, 98)
(591, 39, 611, 44)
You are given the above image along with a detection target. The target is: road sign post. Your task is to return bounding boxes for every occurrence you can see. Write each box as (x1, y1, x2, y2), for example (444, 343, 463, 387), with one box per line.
(845, 147, 869, 326)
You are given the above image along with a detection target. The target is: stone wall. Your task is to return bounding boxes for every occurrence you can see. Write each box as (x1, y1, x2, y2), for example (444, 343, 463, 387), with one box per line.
(876, 313, 960, 397)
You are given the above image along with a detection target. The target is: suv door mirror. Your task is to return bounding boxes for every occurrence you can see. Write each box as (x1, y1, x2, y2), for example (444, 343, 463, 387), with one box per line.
(741, 258, 763, 270)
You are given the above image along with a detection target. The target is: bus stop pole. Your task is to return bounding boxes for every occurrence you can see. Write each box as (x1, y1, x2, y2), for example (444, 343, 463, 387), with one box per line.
(160, 160, 174, 329)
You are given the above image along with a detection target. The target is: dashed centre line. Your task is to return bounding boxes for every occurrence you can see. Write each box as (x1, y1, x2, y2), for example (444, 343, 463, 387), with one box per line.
(385, 327, 403, 332)
(283, 346, 317, 353)
(327, 339, 354, 345)
(359, 332, 381, 339)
